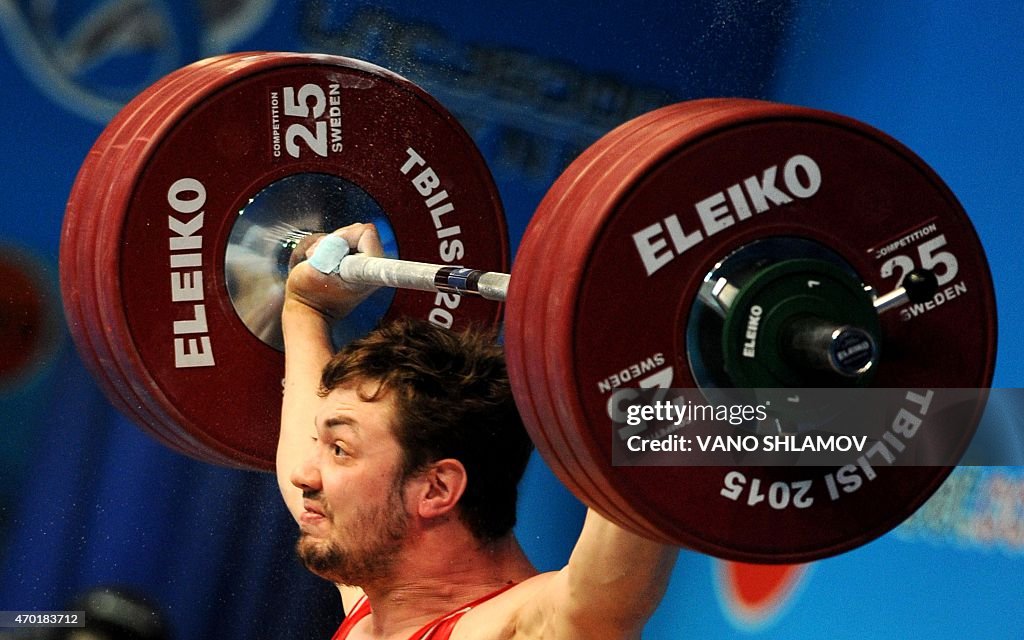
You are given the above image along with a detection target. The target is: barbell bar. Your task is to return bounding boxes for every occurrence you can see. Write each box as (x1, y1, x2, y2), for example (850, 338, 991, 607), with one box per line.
(300, 231, 940, 384)
(59, 52, 997, 562)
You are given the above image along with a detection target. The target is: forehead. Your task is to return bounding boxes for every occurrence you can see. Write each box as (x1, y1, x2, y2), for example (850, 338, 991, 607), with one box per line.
(316, 383, 398, 440)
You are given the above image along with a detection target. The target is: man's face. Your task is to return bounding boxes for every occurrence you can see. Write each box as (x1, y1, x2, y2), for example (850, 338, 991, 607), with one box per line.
(292, 383, 411, 586)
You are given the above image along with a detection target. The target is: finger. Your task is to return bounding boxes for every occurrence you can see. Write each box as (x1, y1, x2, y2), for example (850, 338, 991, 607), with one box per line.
(354, 224, 383, 258)
(330, 222, 383, 258)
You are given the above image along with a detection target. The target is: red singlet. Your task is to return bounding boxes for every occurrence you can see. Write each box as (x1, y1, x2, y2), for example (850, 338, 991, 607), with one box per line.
(330, 584, 516, 640)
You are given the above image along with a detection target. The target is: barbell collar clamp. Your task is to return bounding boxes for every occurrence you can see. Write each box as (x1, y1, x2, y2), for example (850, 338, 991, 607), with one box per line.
(873, 268, 940, 314)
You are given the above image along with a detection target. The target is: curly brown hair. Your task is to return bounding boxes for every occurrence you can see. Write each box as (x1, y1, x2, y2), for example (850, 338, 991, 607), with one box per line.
(319, 318, 533, 542)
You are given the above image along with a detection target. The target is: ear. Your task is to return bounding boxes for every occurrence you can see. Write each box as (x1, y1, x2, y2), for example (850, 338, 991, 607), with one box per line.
(412, 458, 468, 520)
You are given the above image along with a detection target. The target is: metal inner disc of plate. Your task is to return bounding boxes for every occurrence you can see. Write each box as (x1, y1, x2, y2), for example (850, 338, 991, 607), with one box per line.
(225, 172, 398, 351)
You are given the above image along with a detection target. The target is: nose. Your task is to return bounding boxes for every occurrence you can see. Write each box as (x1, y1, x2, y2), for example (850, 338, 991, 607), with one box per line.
(290, 447, 323, 492)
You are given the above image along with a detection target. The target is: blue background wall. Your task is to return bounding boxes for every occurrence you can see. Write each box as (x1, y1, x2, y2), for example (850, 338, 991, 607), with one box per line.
(0, 1, 1021, 638)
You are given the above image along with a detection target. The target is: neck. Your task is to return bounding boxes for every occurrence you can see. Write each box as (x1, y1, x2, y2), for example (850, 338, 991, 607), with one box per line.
(360, 528, 537, 636)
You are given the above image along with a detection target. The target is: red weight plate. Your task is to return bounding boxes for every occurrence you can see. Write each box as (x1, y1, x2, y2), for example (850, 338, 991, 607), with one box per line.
(68, 54, 440, 466)
(512, 99, 996, 562)
(64, 52, 508, 471)
(523, 101, 760, 543)
(64, 56, 251, 464)
(509, 100, 746, 540)
(87, 55, 274, 466)
(507, 104, 684, 537)
(534, 100, 795, 545)
(553, 101, 772, 542)
(507, 113, 655, 536)
(62, 58, 213, 458)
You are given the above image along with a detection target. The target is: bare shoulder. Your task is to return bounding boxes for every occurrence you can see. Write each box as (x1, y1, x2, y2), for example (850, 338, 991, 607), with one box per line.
(450, 510, 677, 640)
(449, 572, 559, 640)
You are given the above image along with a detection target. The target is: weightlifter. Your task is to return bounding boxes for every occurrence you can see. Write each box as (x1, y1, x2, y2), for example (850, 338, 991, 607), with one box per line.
(276, 222, 679, 639)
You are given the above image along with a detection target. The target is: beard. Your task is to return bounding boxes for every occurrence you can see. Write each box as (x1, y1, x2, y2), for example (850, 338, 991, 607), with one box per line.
(296, 481, 410, 586)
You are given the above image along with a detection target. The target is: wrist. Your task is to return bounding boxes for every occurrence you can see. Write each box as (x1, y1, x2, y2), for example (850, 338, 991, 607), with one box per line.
(282, 297, 335, 326)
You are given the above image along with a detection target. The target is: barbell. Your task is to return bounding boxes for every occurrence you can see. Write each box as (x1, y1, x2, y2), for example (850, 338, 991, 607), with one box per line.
(60, 52, 997, 563)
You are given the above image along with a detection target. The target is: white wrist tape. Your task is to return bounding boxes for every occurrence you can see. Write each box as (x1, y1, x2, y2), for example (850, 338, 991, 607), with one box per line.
(308, 235, 350, 274)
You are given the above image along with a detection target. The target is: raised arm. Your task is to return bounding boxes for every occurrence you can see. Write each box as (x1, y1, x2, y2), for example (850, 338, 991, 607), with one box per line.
(277, 223, 383, 521)
(518, 509, 679, 639)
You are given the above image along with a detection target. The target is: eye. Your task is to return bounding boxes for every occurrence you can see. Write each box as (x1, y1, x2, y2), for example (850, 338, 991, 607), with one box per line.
(332, 443, 349, 458)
